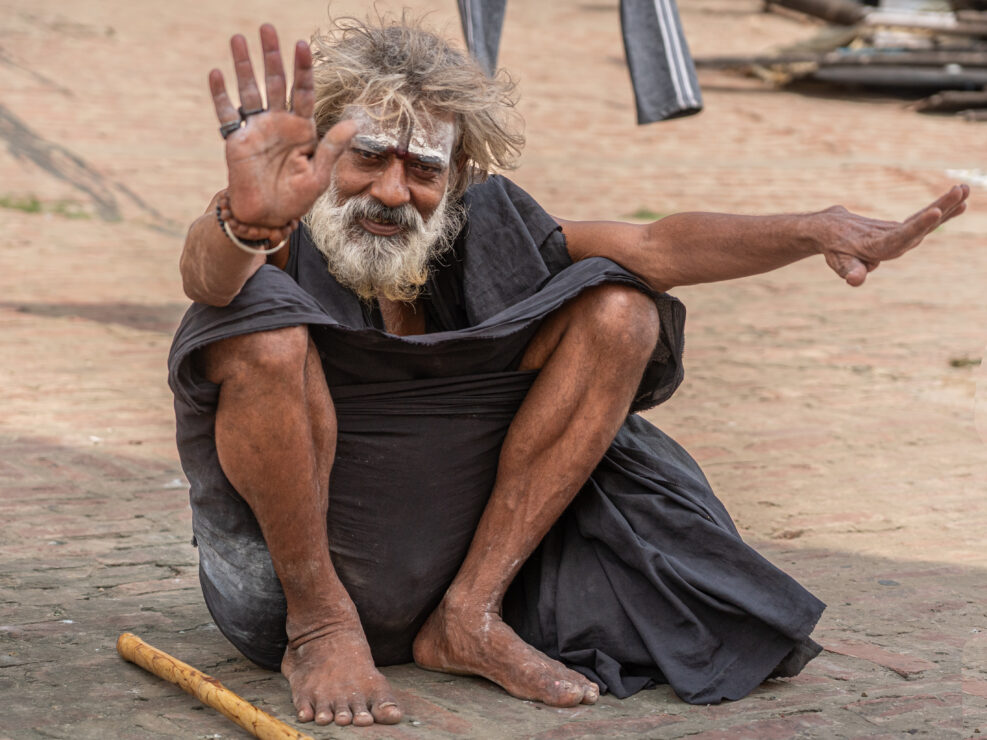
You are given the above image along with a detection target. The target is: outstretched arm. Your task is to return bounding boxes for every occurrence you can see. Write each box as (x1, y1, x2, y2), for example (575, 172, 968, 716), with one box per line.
(557, 185, 969, 293)
(180, 24, 355, 305)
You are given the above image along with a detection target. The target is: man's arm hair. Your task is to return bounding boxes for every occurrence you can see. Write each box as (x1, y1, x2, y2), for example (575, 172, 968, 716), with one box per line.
(556, 185, 968, 292)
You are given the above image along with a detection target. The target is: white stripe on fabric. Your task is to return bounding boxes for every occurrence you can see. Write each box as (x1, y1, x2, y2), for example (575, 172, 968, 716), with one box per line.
(658, 0, 699, 107)
(463, 0, 475, 53)
(653, 0, 698, 109)
(652, 0, 685, 110)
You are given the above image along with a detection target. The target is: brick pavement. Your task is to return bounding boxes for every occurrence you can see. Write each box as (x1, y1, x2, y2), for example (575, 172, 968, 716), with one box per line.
(1, 0, 985, 737)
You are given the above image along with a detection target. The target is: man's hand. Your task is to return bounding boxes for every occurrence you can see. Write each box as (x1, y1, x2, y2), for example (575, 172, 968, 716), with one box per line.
(819, 184, 969, 286)
(209, 24, 356, 228)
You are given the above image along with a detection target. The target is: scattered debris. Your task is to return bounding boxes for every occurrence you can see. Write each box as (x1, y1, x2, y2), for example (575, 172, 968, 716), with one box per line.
(696, 0, 987, 117)
(946, 167, 987, 184)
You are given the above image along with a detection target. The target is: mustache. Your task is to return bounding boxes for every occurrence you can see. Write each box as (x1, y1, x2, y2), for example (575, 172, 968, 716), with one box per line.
(348, 195, 422, 231)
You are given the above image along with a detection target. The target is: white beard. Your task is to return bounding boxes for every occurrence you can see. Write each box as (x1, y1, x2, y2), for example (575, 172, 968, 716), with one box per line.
(304, 182, 464, 302)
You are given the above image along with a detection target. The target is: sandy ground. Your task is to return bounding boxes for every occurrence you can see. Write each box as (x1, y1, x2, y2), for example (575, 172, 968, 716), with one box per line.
(1, 0, 985, 737)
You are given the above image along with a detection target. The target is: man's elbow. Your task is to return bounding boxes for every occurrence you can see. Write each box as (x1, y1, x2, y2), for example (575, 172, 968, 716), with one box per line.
(181, 271, 238, 307)
(179, 249, 240, 306)
(184, 283, 237, 307)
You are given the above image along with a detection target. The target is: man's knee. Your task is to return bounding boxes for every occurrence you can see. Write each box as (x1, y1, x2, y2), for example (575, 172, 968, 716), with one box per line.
(578, 283, 660, 360)
(521, 283, 659, 371)
(200, 325, 311, 386)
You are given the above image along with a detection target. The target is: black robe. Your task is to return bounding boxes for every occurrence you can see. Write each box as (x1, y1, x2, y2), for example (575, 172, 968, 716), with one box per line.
(167, 176, 824, 705)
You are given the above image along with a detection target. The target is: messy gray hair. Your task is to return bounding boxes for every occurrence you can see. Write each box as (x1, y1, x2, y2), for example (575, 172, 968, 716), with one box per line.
(310, 11, 524, 198)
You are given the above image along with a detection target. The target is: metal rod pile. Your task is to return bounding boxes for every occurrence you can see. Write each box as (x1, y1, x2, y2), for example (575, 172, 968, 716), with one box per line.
(695, 0, 987, 117)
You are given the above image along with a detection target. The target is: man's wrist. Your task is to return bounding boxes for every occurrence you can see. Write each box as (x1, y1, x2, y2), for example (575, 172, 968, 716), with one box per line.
(797, 209, 832, 257)
(218, 189, 295, 241)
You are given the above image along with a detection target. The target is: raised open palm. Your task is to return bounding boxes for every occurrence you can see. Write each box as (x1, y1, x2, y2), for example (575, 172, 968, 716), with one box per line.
(209, 24, 355, 229)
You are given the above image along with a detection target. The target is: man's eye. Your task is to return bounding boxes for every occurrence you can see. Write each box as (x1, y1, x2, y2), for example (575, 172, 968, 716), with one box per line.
(354, 149, 381, 161)
(411, 163, 441, 176)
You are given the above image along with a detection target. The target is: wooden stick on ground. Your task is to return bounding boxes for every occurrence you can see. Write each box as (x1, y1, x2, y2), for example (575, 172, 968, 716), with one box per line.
(117, 633, 313, 740)
(913, 88, 987, 112)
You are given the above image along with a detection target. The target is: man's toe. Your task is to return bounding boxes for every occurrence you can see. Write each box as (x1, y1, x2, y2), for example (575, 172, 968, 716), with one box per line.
(293, 696, 315, 723)
(371, 698, 403, 725)
(313, 697, 334, 726)
(349, 695, 373, 726)
(332, 701, 353, 727)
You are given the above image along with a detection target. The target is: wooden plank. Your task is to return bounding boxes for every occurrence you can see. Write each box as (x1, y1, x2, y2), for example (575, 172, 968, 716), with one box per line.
(913, 89, 987, 111)
(866, 9, 987, 37)
(765, 0, 870, 25)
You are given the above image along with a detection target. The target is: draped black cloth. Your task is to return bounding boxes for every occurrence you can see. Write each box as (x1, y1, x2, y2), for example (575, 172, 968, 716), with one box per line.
(168, 176, 824, 705)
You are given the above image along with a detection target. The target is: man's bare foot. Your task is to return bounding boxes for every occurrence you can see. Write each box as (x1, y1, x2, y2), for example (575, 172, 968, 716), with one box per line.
(281, 626, 402, 727)
(412, 601, 599, 707)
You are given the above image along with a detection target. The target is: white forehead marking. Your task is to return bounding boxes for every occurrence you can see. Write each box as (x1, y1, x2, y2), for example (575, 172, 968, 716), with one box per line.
(344, 106, 455, 165)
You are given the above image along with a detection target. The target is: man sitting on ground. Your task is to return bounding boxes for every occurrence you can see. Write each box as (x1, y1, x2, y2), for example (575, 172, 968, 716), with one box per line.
(168, 15, 968, 728)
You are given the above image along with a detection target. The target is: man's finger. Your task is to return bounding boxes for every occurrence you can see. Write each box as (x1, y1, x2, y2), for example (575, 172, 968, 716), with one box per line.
(291, 41, 315, 119)
(940, 200, 967, 227)
(231, 34, 264, 111)
(209, 69, 240, 127)
(906, 184, 967, 224)
(826, 251, 868, 286)
(260, 24, 287, 111)
(842, 258, 868, 287)
(895, 206, 942, 253)
(938, 187, 969, 226)
(313, 119, 359, 186)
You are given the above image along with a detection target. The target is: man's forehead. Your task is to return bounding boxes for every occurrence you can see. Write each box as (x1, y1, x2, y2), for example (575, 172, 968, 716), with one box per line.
(343, 106, 455, 165)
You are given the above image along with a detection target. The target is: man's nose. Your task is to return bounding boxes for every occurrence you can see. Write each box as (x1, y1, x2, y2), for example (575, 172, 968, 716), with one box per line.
(369, 158, 410, 208)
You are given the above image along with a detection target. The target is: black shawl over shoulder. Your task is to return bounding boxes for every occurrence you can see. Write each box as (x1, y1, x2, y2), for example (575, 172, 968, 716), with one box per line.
(168, 176, 824, 704)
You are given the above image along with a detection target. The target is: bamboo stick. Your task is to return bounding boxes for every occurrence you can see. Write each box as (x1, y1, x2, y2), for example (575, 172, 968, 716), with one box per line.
(117, 633, 313, 740)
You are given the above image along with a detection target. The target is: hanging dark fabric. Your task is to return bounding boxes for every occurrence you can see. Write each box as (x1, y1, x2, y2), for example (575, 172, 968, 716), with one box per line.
(457, 0, 507, 77)
(620, 0, 703, 123)
(455, 0, 703, 124)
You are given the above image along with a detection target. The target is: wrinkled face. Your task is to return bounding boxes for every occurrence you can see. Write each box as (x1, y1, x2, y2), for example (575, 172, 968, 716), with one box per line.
(303, 107, 463, 303)
(335, 106, 456, 230)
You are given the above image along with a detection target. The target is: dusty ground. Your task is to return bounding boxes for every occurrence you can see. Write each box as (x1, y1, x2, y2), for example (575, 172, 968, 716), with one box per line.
(1, 0, 985, 737)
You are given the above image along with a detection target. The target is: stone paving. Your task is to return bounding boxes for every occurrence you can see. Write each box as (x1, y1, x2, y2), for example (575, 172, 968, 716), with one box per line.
(1, 0, 985, 737)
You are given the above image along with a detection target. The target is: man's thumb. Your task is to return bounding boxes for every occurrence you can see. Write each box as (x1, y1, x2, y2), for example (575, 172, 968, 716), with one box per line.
(314, 120, 358, 179)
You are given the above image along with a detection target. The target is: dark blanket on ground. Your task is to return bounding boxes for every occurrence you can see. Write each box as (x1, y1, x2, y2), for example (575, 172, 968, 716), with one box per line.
(168, 176, 824, 705)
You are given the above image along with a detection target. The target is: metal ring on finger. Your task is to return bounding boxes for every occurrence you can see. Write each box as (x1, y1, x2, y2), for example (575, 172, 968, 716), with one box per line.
(219, 120, 241, 139)
(239, 106, 265, 119)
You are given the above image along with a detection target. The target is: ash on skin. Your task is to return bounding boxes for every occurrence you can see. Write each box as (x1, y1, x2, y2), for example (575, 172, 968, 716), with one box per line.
(305, 110, 463, 302)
